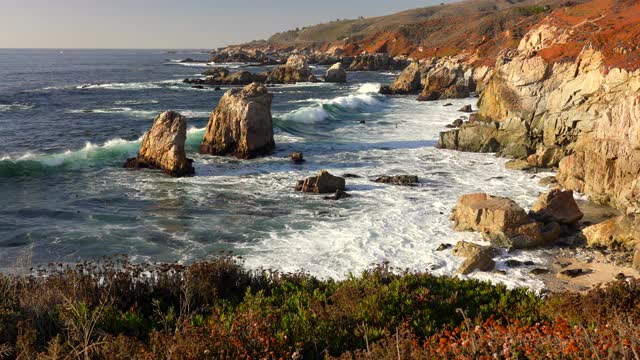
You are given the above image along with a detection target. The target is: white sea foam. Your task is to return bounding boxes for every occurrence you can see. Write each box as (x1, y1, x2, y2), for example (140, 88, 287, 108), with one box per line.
(77, 82, 161, 90)
(68, 108, 159, 118)
(0, 103, 35, 112)
(114, 100, 159, 105)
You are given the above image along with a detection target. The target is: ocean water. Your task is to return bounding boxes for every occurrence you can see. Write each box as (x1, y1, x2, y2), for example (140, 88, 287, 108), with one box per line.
(0, 49, 554, 289)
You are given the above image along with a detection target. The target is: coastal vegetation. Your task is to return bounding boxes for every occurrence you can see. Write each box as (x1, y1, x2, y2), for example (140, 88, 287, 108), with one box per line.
(1, 256, 639, 359)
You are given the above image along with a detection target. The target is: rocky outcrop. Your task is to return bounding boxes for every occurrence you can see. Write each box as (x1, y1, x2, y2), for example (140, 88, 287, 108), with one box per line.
(348, 53, 409, 71)
(384, 62, 422, 94)
(184, 71, 268, 86)
(372, 175, 419, 186)
(267, 55, 312, 84)
(200, 83, 275, 159)
(125, 111, 194, 177)
(583, 216, 640, 251)
(449, 16, 640, 217)
(531, 189, 583, 225)
(296, 170, 346, 194)
(450, 193, 558, 249)
(382, 57, 492, 98)
(289, 152, 305, 164)
(325, 63, 347, 83)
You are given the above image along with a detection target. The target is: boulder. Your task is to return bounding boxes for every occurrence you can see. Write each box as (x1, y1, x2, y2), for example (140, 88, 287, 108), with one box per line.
(458, 105, 473, 113)
(505, 159, 533, 171)
(200, 82, 275, 159)
(531, 189, 583, 224)
(325, 63, 347, 83)
(289, 152, 305, 164)
(450, 193, 551, 249)
(125, 111, 194, 177)
(267, 55, 312, 84)
(453, 241, 498, 275)
(373, 175, 419, 186)
(202, 67, 229, 77)
(296, 170, 346, 194)
(582, 215, 640, 250)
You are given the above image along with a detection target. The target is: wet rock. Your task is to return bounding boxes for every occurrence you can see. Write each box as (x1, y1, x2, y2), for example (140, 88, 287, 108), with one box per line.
(450, 193, 550, 249)
(308, 75, 319, 83)
(435, 243, 453, 251)
(200, 82, 275, 159)
(373, 175, 419, 186)
(342, 173, 362, 178)
(125, 111, 194, 177)
(451, 118, 464, 127)
(558, 268, 590, 279)
(458, 105, 473, 113)
(296, 170, 346, 194)
(538, 176, 558, 186)
(323, 189, 352, 200)
(443, 103, 453, 107)
(325, 62, 347, 83)
(289, 152, 305, 164)
(505, 159, 533, 171)
(529, 268, 551, 275)
(505, 260, 535, 268)
(191, 85, 205, 89)
(453, 241, 498, 275)
(202, 67, 229, 77)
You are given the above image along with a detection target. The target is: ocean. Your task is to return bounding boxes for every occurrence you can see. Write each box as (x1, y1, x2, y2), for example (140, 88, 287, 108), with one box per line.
(0, 49, 554, 288)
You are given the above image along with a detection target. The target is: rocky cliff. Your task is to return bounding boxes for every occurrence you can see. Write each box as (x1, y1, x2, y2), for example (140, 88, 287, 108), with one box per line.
(438, 0, 640, 253)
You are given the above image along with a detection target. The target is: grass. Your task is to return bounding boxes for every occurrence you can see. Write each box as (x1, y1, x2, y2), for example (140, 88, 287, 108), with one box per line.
(0, 256, 639, 359)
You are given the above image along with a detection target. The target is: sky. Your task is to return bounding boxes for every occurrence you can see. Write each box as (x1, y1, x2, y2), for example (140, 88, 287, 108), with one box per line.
(0, 0, 458, 49)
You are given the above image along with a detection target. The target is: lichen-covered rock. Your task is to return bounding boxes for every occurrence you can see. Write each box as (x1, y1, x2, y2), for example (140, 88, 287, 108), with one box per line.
(296, 170, 346, 194)
(125, 111, 194, 177)
(200, 83, 275, 159)
(325, 63, 347, 83)
(450, 193, 552, 249)
(531, 189, 583, 225)
(267, 55, 312, 84)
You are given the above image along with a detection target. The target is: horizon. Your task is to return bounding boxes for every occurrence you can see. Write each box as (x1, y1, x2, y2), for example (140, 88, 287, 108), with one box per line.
(0, 0, 459, 49)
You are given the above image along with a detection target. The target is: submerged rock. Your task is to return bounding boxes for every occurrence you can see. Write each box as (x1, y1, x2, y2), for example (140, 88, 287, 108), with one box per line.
(296, 170, 346, 194)
(125, 111, 194, 177)
(373, 175, 419, 186)
(323, 189, 352, 200)
(325, 63, 347, 83)
(200, 82, 275, 159)
(458, 105, 473, 113)
(289, 152, 305, 164)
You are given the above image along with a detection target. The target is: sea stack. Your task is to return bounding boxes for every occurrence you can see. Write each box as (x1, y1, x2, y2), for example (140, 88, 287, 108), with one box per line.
(325, 62, 347, 83)
(200, 82, 275, 159)
(125, 111, 194, 177)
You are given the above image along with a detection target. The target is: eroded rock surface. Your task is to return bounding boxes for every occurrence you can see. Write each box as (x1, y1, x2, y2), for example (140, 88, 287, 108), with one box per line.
(200, 83, 275, 159)
(296, 170, 346, 194)
(125, 111, 194, 177)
